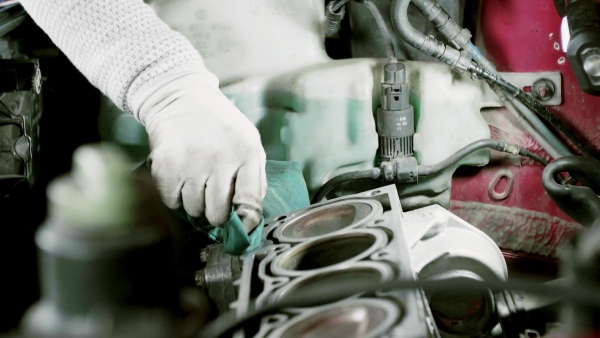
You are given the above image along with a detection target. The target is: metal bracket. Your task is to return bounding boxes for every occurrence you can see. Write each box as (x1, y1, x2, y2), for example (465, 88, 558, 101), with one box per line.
(499, 72, 562, 106)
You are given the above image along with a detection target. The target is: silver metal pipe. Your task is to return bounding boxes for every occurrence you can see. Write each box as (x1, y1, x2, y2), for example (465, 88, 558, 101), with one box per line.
(390, 0, 445, 57)
(410, 0, 471, 49)
(390, 0, 470, 72)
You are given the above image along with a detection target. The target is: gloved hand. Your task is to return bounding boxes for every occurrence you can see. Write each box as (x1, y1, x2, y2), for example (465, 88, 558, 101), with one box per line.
(138, 72, 267, 233)
(17, 0, 267, 231)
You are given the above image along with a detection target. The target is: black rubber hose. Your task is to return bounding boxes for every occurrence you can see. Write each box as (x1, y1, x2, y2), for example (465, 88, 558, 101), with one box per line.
(391, 0, 436, 54)
(418, 139, 548, 176)
(468, 61, 597, 158)
(360, 0, 396, 60)
(331, 0, 352, 12)
(197, 276, 600, 338)
(311, 168, 382, 204)
(517, 148, 549, 167)
(515, 91, 596, 158)
(542, 156, 600, 228)
(391, 0, 464, 68)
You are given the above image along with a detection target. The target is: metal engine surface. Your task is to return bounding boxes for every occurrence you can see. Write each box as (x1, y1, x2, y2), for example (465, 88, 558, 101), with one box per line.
(199, 185, 507, 338)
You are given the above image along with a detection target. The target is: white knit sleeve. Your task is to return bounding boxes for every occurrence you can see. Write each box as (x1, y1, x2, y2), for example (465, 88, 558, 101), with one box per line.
(18, 0, 211, 120)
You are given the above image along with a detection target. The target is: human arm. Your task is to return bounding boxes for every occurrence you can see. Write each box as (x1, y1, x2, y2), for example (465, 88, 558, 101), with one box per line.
(18, 0, 267, 232)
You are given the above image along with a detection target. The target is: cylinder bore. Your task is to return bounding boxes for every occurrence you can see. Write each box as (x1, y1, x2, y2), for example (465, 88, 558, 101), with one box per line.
(275, 200, 383, 242)
(429, 288, 492, 336)
(271, 262, 394, 306)
(272, 230, 386, 276)
(267, 298, 399, 338)
(423, 273, 496, 337)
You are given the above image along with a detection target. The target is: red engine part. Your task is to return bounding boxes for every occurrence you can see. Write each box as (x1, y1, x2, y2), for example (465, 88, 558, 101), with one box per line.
(450, 0, 600, 258)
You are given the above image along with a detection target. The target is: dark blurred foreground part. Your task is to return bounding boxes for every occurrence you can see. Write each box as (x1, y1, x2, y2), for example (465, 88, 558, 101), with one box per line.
(0, 6, 102, 331)
(20, 144, 209, 338)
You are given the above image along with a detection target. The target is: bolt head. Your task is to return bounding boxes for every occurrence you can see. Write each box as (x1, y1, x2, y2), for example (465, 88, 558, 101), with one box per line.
(532, 78, 556, 101)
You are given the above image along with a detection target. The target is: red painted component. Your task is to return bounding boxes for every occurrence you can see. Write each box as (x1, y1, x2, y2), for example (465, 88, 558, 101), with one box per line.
(479, 0, 600, 154)
(479, 0, 564, 72)
(450, 0, 600, 256)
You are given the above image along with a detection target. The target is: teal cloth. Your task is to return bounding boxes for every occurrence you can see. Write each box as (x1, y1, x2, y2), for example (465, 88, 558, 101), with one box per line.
(185, 160, 310, 255)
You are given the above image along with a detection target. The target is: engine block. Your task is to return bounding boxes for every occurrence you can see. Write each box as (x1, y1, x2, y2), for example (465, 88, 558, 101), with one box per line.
(198, 185, 507, 338)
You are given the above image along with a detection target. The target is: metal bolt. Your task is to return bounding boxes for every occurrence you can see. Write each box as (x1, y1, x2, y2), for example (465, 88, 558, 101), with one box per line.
(539, 87, 548, 97)
(531, 78, 556, 101)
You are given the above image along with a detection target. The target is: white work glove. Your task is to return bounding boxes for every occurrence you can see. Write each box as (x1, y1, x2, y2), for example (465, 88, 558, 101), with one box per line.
(137, 72, 267, 233)
(18, 0, 267, 231)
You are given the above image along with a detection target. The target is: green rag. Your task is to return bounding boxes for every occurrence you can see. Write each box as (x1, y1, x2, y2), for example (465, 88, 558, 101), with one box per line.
(185, 160, 310, 255)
